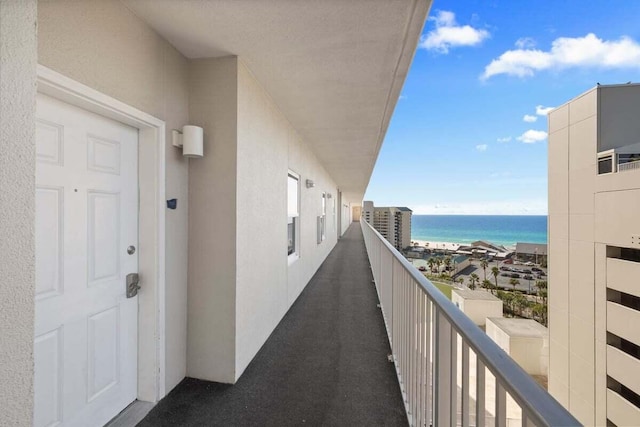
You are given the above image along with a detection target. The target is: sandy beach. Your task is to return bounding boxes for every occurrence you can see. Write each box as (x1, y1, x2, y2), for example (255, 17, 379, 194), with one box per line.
(411, 239, 517, 252)
(411, 239, 461, 251)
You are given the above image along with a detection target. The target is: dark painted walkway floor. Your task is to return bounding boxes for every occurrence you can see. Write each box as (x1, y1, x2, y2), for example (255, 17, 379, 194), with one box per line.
(139, 224, 407, 426)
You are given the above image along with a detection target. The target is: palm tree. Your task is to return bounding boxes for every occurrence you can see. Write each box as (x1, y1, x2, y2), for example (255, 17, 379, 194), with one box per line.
(456, 277, 465, 287)
(481, 279, 493, 293)
(468, 279, 476, 290)
(435, 258, 442, 273)
(480, 259, 489, 281)
(443, 256, 452, 272)
(535, 280, 548, 304)
(513, 293, 529, 316)
(509, 278, 520, 292)
(427, 258, 436, 273)
(500, 292, 515, 315)
(532, 303, 546, 325)
(490, 266, 500, 294)
(469, 273, 479, 289)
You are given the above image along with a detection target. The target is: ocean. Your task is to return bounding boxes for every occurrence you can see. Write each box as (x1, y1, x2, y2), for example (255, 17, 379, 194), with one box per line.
(411, 215, 547, 248)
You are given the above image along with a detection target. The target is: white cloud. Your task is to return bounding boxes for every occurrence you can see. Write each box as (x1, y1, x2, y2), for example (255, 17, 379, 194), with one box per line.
(515, 37, 536, 49)
(497, 136, 512, 143)
(535, 105, 554, 115)
(523, 114, 538, 123)
(482, 33, 640, 80)
(517, 129, 548, 143)
(420, 10, 490, 53)
(399, 95, 407, 100)
(476, 144, 488, 152)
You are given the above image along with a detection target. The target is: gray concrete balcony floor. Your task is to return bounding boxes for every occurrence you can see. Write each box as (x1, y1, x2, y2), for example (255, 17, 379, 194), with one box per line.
(139, 224, 407, 426)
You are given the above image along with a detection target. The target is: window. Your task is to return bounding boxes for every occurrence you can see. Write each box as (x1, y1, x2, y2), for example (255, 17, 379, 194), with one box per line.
(318, 192, 326, 243)
(321, 192, 326, 241)
(598, 154, 613, 174)
(288, 172, 300, 259)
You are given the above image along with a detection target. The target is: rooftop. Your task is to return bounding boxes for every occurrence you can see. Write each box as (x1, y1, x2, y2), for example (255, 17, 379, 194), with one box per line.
(488, 318, 549, 338)
(453, 289, 501, 301)
(515, 242, 548, 255)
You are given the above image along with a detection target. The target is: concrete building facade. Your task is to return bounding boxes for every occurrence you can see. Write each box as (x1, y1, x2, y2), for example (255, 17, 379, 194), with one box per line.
(548, 83, 640, 426)
(362, 200, 412, 250)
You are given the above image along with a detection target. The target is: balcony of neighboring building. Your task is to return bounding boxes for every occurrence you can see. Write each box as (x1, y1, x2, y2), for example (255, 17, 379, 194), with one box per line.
(139, 224, 579, 427)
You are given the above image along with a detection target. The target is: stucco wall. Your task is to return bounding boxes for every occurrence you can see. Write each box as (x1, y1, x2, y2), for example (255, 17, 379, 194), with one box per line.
(0, 1, 37, 425)
(235, 62, 339, 377)
(187, 57, 238, 383)
(38, 0, 190, 394)
(452, 294, 502, 327)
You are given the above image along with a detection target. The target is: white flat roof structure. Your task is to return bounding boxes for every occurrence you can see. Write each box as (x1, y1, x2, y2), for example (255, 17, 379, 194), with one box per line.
(488, 317, 548, 338)
(453, 289, 501, 301)
(486, 318, 548, 377)
(452, 290, 503, 327)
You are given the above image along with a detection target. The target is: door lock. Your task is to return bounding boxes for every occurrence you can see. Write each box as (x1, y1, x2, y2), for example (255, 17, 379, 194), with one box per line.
(126, 273, 140, 298)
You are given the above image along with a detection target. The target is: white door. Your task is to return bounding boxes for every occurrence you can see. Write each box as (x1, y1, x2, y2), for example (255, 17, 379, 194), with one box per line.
(34, 94, 139, 427)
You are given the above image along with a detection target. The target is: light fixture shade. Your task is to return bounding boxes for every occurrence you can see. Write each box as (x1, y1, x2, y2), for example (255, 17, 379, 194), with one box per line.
(182, 125, 204, 158)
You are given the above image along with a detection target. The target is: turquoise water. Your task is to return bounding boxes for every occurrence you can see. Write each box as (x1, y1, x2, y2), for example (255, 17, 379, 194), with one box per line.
(411, 215, 547, 247)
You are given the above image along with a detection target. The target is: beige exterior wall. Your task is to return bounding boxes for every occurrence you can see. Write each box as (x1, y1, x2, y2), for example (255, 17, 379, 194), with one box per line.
(549, 85, 640, 426)
(399, 210, 412, 249)
(486, 319, 549, 376)
(0, 1, 37, 425)
(186, 57, 239, 382)
(187, 58, 345, 382)
(236, 61, 340, 376)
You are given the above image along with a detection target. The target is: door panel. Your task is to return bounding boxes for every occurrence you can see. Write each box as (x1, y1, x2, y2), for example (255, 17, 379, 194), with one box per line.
(34, 94, 139, 427)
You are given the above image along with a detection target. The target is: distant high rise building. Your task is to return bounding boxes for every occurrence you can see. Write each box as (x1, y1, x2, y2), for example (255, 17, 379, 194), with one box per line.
(362, 201, 412, 250)
(547, 83, 640, 426)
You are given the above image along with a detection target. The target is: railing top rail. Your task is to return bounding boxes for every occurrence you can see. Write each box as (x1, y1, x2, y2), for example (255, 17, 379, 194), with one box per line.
(360, 219, 581, 427)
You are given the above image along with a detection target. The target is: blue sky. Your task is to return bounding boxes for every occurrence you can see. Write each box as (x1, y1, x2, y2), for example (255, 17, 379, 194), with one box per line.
(364, 0, 640, 215)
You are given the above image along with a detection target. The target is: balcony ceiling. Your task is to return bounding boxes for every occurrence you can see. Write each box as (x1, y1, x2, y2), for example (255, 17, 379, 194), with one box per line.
(124, 0, 430, 196)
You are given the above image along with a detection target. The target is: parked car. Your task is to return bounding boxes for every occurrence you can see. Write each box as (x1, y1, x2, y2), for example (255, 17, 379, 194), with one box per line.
(532, 267, 542, 272)
(501, 272, 511, 277)
(503, 259, 514, 264)
(511, 273, 521, 278)
(500, 266, 509, 271)
(523, 274, 534, 280)
(418, 266, 426, 271)
(536, 272, 547, 277)
(522, 269, 532, 274)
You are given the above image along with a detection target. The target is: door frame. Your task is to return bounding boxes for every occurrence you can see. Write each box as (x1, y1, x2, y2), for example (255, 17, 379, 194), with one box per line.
(37, 65, 167, 403)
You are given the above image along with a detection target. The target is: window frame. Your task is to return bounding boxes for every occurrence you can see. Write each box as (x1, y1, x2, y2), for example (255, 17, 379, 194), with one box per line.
(319, 192, 326, 243)
(287, 170, 300, 264)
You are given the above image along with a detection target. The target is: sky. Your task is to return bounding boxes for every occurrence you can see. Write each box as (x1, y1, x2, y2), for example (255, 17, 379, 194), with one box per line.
(364, 0, 640, 215)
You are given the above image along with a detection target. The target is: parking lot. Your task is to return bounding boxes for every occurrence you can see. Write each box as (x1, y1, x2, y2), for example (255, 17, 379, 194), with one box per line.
(455, 259, 547, 294)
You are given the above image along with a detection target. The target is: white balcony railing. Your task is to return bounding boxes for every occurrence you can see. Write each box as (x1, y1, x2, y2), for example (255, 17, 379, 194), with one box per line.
(618, 160, 640, 172)
(361, 219, 580, 427)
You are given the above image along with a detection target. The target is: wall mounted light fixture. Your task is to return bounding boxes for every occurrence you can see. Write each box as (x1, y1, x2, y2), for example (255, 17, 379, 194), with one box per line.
(172, 125, 204, 158)
(306, 179, 315, 188)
